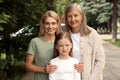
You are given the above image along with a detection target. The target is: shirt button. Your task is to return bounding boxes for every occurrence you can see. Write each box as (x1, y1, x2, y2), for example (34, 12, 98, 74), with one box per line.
(81, 54, 83, 57)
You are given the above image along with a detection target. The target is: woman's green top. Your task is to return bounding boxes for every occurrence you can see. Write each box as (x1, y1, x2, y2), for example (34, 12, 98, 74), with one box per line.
(27, 37, 54, 80)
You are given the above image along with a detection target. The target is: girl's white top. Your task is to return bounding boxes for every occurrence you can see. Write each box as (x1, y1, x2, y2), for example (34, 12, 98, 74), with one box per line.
(49, 57, 81, 80)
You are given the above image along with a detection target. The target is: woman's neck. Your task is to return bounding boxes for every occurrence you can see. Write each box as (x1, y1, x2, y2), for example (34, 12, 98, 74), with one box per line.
(43, 34, 55, 42)
(71, 27, 80, 34)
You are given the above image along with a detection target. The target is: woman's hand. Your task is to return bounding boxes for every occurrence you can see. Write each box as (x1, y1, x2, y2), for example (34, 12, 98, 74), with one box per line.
(46, 62, 57, 73)
(74, 62, 84, 73)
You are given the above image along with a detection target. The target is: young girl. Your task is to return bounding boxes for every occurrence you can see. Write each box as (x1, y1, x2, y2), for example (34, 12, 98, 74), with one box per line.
(49, 31, 81, 80)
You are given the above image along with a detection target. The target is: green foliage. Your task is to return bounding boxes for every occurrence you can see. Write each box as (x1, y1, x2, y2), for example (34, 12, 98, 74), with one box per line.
(0, 12, 10, 24)
(0, 52, 26, 80)
(0, 23, 39, 79)
(54, 0, 68, 16)
(96, 3, 112, 23)
(0, 57, 7, 80)
(0, 0, 3, 3)
(54, 0, 80, 17)
(0, 0, 11, 31)
(81, 1, 112, 26)
(105, 39, 120, 47)
(0, 0, 50, 79)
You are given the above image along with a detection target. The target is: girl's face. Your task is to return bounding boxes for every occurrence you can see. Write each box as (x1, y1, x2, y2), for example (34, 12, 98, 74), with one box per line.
(56, 38, 72, 57)
(67, 8, 82, 30)
(44, 17, 58, 35)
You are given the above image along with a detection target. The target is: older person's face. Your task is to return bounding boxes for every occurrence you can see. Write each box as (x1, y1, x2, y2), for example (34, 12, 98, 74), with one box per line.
(67, 8, 82, 31)
(43, 17, 58, 35)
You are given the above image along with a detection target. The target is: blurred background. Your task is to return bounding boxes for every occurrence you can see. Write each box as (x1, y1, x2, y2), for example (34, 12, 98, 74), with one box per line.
(0, 0, 120, 80)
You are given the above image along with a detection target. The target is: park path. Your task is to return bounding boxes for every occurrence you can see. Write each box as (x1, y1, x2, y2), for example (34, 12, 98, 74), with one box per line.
(102, 41, 120, 80)
(20, 33, 120, 80)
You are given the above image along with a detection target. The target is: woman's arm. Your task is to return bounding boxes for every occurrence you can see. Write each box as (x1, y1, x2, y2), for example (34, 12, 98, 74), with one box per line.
(25, 54, 57, 74)
(74, 62, 84, 73)
(25, 54, 46, 73)
(46, 62, 57, 73)
(89, 31, 105, 80)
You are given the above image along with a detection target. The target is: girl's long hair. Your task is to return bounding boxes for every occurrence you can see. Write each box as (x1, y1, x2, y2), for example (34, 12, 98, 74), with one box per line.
(53, 31, 73, 58)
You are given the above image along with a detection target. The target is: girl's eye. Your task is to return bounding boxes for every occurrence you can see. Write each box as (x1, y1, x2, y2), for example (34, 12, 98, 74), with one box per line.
(45, 22, 49, 25)
(58, 45, 63, 47)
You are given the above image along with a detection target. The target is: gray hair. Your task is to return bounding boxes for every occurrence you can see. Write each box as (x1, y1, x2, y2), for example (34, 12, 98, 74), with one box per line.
(64, 3, 91, 36)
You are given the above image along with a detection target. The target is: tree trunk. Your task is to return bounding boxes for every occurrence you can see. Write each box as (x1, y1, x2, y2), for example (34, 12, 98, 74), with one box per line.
(112, 0, 118, 42)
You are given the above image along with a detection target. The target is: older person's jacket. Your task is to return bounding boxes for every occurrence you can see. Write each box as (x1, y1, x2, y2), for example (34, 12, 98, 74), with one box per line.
(80, 28, 105, 80)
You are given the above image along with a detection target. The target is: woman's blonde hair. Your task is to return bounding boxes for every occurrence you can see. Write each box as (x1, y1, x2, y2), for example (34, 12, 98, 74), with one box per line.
(53, 31, 73, 58)
(64, 3, 91, 36)
(38, 11, 62, 36)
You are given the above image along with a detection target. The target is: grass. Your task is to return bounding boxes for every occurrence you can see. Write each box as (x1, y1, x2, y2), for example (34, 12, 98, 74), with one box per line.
(105, 39, 120, 48)
(104, 26, 120, 48)
(118, 27, 120, 31)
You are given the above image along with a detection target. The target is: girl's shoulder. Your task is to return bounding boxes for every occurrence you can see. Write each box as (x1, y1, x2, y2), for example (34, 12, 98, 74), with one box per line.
(70, 57, 79, 63)
(50, 57, 58, 62)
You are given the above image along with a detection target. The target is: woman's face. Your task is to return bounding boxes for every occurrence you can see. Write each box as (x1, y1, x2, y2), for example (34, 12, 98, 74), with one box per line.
(67, 8, 82, 30)
(43, 17, 58, 35)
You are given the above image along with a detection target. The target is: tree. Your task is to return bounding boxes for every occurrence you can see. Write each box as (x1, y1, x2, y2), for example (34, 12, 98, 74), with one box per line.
(54, 0, 80, 17)
(80, 0, 112, 33)
(111, 0, 118, 42)
(0, 0, 11, 31)
(0, 0, 56, 79)
(106, 0, 119, 42)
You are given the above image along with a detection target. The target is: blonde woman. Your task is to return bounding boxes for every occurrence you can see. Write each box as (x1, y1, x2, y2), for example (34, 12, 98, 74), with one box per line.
(25, 11, 62, 80)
